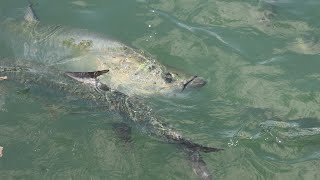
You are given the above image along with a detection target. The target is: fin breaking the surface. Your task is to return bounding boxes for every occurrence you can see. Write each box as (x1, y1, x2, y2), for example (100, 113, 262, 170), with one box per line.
(65, 70, 109, 79)
(24, 3, 39, 23)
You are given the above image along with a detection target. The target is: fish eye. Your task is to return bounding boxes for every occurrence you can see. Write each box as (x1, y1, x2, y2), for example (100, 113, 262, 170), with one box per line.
(164, 72, 173, 83)
(171, 72, 181, 80)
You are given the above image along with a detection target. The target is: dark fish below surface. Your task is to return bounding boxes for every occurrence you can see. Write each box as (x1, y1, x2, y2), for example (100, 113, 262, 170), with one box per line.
(0, 59, 223, 180)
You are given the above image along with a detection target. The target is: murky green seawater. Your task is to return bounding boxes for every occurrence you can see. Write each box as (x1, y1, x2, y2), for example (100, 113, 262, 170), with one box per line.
(1, 0, 320, 179)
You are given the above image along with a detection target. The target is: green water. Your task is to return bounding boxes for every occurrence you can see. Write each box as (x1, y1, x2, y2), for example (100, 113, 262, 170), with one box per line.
(1, 0, 320, 179)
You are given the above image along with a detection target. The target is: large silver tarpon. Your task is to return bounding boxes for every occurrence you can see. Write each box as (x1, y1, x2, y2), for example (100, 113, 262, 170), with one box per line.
(0, 58, 222, 180)
(1, 4, 207, 98)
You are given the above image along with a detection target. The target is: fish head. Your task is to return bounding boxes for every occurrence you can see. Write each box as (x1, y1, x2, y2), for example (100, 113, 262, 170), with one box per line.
(101, 61, 207, 97)
(96, 47, 207, 97)
(157, 68, 207, 96)
(163, 72, 206, 90)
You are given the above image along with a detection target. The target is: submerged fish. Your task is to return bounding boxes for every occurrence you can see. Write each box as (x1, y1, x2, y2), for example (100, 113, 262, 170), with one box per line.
(1, 3, 207, 97)
(0, 59, 223, 180)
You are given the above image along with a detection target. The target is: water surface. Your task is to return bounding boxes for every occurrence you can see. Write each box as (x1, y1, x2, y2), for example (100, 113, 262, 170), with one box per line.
(0, 0, 320, 179)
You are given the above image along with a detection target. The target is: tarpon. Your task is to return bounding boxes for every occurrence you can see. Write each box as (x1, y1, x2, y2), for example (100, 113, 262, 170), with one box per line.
(0, 59, 223, 180)
(1, 3, 207, 97)
(0, 4, 221, 179)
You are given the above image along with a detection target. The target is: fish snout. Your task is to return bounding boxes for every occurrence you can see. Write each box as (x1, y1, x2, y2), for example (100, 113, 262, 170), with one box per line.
(182, 76, 207, 91)
(189, 76, 207, 88)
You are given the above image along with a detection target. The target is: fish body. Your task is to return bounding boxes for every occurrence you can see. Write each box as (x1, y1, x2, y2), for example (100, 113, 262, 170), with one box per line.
(0, 4, 219, 179)
(1, 4, 206, 98)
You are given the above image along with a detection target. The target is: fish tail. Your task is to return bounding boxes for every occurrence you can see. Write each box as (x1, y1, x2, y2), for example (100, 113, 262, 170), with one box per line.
(188, 151, 213, 180)
(178, 138, 222, 180)
(163, 133, 222, 179)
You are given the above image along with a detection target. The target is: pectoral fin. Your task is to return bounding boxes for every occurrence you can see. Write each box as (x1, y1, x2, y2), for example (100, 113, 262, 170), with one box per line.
(112, 122, 133, 144)
(65, 70, 109, 79)
(65, 70, 110, 91)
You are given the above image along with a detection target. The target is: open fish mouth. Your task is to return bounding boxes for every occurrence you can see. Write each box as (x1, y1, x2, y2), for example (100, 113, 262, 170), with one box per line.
(182, 76, 207, 92)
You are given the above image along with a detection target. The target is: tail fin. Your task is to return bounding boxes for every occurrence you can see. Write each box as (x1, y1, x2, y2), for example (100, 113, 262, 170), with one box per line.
(176, 138, 223, 180)
(188, 151, 213, 180)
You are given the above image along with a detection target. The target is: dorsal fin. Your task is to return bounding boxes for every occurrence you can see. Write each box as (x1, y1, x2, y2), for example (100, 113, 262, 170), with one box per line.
(65, 70, 109, 79)
(24, 3, 39, 23)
